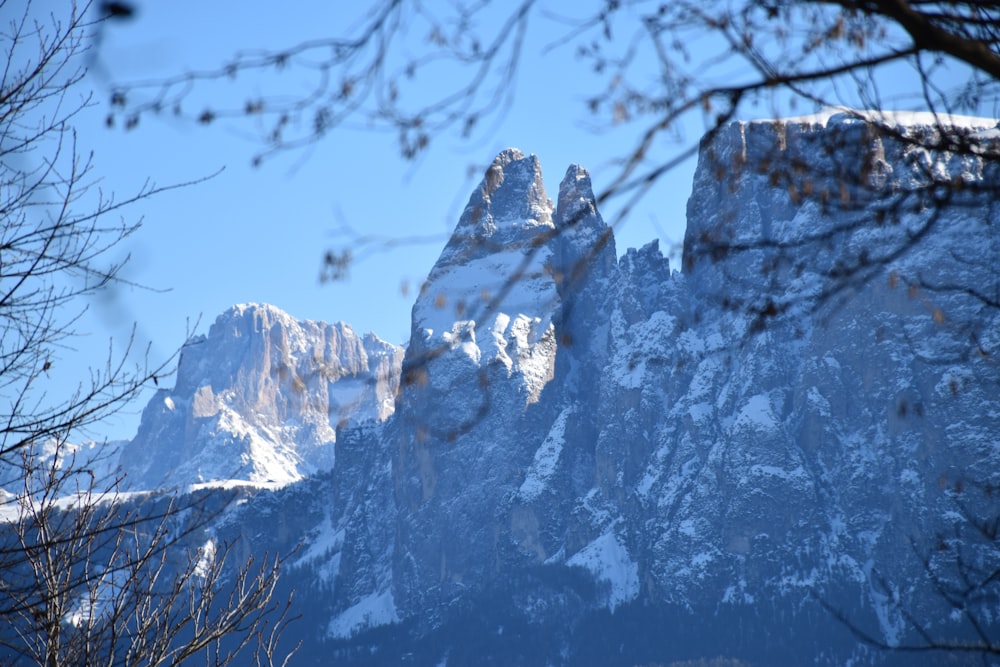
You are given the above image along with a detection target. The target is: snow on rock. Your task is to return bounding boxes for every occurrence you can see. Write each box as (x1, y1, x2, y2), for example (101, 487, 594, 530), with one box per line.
(382, 119, 1000, 636)
(518, 407, 571, 501)
(567, 531, 639, 611)
(327, 588, 399, 639)
(406, 149, 561, 414)
(730, 393, 779, 433)
(117, 303, 403, 490)
(391, 149, 569, 615)
(78, 111, 1000, 662)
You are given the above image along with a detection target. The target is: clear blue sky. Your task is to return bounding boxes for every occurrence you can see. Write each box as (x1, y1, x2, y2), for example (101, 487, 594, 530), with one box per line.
(29, 1, 981, 440)
(42, 1, 695, 440)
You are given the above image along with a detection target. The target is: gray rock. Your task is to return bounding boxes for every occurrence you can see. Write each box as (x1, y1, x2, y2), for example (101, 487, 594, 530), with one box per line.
(117, 303, 402, 489)
(108, 113, 1000, 662)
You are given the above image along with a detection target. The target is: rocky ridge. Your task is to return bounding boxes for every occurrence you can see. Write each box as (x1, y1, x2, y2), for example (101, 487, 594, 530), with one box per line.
(105, 111, 1000, 664)
(117, 303, 403, 489)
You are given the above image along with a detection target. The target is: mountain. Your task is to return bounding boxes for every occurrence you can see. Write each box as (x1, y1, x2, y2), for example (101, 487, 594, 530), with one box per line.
(116, 303, 403, 489)
(84, 112, 1000, 664)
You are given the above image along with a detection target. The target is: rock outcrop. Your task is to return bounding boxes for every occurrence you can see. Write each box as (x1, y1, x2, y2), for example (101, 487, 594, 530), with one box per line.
(117, 303, 403, 488)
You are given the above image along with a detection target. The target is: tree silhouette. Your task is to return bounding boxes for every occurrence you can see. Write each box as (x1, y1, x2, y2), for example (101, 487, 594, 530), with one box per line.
(0, 2, 296, 663)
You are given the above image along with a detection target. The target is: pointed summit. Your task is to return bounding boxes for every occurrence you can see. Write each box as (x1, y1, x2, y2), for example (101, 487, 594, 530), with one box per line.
(437, 149, 554, 267)
(554, 163, 612, 250)
(556, 164, 597, 224)
(552, 164, 617, 297)
(467, 148, 552, 234)
(472, 148, 552, 233)
(411, 149, 561, 345)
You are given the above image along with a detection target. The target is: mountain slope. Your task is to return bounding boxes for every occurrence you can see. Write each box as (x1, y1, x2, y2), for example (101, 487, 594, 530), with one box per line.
(101, 112, 1000, 665)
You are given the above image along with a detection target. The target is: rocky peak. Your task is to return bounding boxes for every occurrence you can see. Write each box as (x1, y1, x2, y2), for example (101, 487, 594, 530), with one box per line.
(683, 110, 1000, 280)
(117, 303, 403, 490)
(436, 148, 553, 269)
(552, 164, 617, 297)
(91, 119, 1000, 662)
(392, 150, 573, 615)
(478, 148, 551, 227)
(555, 164, 596, 226)
(409, 149, 561, 345)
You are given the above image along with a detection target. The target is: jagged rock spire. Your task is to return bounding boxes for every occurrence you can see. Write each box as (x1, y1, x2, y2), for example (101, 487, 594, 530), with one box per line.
(436, 148, 554, 269)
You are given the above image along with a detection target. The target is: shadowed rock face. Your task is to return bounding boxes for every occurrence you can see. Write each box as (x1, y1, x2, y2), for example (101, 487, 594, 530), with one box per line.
(391, 150, 566, 614)
(118, 303, 403, 489)
(375, 121, 1000, 650)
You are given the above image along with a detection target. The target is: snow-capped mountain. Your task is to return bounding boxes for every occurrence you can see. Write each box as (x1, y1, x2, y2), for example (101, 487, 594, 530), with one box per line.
(112, 112, 1000, 664)
(116, 303, 403, 489)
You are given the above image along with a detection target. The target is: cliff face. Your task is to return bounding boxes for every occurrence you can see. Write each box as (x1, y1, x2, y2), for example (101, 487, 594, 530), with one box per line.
(358, 113, 998, 659)
(117, 303, 403, 489)
(603, 112, 1000, 621)
(108, 112, 1000, 664)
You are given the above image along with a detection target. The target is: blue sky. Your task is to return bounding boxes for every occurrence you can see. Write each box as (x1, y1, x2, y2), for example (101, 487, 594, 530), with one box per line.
(28, 1, 987, 440)
(43, 1, 696, 439)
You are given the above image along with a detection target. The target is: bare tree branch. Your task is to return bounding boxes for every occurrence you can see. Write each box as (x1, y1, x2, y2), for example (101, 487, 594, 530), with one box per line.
(0, 3, 297, 665)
